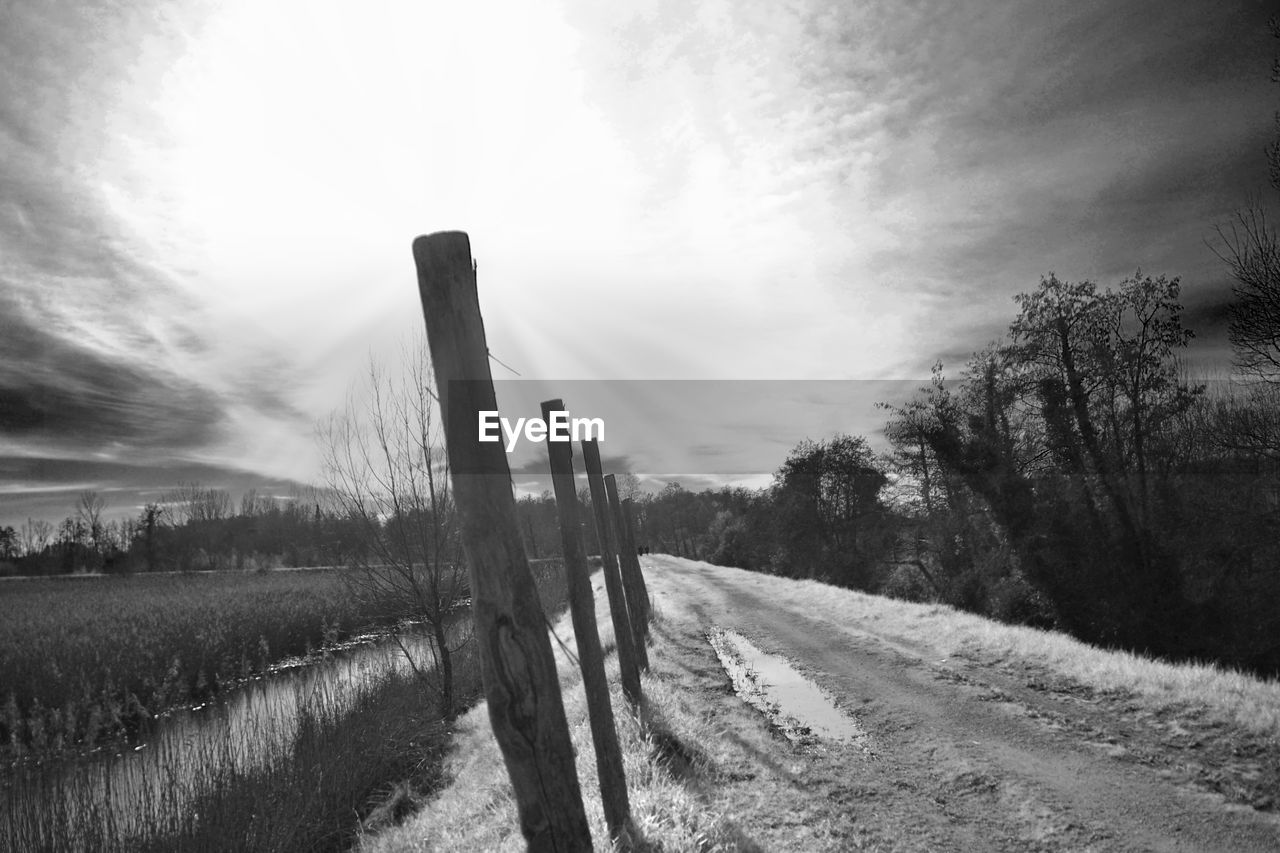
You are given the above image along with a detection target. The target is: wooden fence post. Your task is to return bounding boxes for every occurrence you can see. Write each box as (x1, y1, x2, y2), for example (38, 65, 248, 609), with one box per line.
(541, 400, 633, 844)
(580, 439, 641, 705)
(621, 498, 652, 632)
(605, 475, 649, 670)
(412, 232, 591, 851)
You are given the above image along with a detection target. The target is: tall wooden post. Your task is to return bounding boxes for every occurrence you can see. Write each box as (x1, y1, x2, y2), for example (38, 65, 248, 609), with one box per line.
(541, 400, 632, 843)
(580, 439, 641, 705)
(605, 475, 649, 670)
(412, 233, 591, 851)
(621, 498, 652, 632)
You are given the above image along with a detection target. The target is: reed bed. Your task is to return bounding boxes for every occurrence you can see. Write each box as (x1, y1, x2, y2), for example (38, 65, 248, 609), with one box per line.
(2, 652, 449, 852)
(0, 569, 400, 754)
(1, 558, 569, 853)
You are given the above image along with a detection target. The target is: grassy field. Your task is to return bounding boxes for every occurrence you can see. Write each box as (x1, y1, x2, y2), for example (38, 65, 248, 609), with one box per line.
(0, 569, 404, 754)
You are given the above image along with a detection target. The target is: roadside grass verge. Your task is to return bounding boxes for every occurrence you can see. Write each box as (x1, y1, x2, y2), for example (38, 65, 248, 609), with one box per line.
(355, 595, 745, 852)
(684, 558, 1280, 738)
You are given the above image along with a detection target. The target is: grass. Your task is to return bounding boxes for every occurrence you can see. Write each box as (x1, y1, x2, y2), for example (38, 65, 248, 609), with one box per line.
(0, 569, 402, 754)
(1, 558, 570, 853)
(3, 652, 455, 852)
(355, 584, 745, 852)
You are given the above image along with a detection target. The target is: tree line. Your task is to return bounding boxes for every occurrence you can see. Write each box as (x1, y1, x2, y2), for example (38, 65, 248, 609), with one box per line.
(614, 264, 1279, 678)
(0, 485, 349, 576)
(0, 484, 578, 581)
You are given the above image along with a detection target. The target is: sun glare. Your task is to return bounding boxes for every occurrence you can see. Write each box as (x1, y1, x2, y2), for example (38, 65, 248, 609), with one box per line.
(151, 0, 615, 310)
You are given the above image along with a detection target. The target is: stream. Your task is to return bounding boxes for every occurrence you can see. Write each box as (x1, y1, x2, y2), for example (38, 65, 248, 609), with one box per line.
(3, 628, 441, 850)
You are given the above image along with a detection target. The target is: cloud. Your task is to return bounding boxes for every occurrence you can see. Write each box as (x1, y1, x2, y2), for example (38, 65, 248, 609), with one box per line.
(0, 453, 315, 527)
(555, 0, 1278, 390)
(0, 2, 231, 463)
(0, 1, 320, 487)
(3, 0, 1276, 530)
(796, 0, 1280, 377)
(0, 288, 226, 452)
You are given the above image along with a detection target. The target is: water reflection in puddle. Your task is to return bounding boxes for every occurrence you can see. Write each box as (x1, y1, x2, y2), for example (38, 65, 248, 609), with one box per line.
(708, 628, 869, 751)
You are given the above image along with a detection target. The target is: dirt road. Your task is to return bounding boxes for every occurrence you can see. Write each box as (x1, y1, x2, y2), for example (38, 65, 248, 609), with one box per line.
(643, 555, 1280, 852)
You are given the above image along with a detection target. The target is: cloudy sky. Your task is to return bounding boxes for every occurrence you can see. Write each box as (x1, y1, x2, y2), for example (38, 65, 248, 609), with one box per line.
(1, 0, 1277, 526)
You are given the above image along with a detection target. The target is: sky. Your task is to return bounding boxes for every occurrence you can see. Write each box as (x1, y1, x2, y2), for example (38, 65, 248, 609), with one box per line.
(1, 0, 1277, 527)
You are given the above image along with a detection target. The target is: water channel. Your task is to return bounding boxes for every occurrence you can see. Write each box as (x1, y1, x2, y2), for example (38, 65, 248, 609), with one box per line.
(3, 628, 442, 850)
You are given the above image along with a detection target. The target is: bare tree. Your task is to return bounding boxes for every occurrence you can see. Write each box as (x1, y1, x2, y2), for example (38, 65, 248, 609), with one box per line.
(240, 488, 277, 517)
(20, 518, 53, 556)
(1189, 380, 1280, 462)
(617, 472, 644, 502)
(165, 482, 233, 525)
(159, 482, 232, 569)
(1214, 205, 1280, 383)
(318, 338, 469, 719)
(1211, 17, 1280, 383)
(75, 490, 107, 555)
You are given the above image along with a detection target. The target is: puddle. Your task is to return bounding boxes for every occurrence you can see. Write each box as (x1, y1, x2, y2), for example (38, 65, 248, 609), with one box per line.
(708, 628, 869, 751)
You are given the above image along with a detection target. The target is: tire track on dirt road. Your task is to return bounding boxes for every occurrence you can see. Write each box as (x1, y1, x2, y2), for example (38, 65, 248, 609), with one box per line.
(646, 555, 1280, 852)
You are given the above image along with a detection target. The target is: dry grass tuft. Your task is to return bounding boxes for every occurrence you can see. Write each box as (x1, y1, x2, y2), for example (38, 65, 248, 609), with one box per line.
(356, 601, 743, 853)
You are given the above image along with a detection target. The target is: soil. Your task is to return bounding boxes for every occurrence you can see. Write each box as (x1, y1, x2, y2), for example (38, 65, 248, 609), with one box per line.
(643, 555, 1280, 852)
